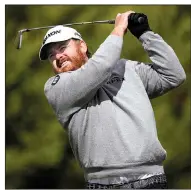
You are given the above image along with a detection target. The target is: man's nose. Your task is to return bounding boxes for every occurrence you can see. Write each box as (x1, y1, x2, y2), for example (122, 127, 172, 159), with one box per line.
(55, 52, 64, 60)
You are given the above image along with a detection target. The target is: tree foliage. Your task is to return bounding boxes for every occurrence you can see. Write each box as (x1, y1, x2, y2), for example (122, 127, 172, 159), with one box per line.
(5, 5, 190, 188)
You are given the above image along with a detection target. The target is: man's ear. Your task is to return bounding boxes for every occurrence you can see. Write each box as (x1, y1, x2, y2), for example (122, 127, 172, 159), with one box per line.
(79, 40, 87, 54)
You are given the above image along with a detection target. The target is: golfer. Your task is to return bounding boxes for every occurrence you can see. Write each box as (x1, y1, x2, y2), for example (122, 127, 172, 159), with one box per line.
(39, 11, 186, 189)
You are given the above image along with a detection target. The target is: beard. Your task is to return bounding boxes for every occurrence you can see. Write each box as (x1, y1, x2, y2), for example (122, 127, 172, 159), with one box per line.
(53, 49, 87, 74)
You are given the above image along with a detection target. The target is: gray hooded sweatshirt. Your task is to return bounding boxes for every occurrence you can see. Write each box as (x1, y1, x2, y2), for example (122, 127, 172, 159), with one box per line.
(44, 31, 186, 183)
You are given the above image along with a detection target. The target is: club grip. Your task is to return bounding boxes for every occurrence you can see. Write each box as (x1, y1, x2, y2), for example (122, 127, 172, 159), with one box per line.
(135, 16, 145, 24)
(109, 13, 145, 25)
(128, 13, 145, 24)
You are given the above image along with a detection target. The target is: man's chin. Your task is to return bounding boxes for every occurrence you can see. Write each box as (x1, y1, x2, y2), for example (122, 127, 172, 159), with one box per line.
(59, 66, 79, 73)
(53, 60, 83, 73)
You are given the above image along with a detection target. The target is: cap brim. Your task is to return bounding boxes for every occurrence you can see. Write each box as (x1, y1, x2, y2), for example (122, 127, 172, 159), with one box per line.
(39, 38, 71, 61)
(39, 43, 54, 61)
(39, 37, 82, 61)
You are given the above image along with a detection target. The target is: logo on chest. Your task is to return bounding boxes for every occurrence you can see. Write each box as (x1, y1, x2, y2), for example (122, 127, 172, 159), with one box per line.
(51, 75, 60, 85)
(106, 75, 125, 85)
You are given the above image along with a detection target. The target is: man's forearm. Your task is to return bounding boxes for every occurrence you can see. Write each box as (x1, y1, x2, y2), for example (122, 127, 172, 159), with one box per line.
(134, 31, 186, 98)
(140, 31, 186, 85)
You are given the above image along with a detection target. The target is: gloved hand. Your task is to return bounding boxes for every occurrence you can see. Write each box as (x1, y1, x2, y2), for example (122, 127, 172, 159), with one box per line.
(128, 13, 152, 39)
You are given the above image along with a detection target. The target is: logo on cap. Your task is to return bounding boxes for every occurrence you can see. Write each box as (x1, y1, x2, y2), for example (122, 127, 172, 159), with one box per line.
(43, 30, 61, 44)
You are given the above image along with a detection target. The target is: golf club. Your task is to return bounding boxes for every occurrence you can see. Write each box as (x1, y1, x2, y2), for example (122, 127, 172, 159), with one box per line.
(16, 14, 145, 49)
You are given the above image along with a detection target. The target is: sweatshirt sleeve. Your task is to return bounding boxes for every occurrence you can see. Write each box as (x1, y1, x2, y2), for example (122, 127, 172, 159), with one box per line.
(44, 35, 123, 122)
(134, 31, 186, 99)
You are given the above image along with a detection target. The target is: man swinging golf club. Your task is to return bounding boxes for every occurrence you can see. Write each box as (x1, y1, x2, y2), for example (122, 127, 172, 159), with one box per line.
(39, 11, 186, 189)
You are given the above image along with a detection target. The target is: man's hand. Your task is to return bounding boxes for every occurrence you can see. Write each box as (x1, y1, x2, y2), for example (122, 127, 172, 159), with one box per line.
(111, 11, 135, 37)
(128, 13, 152, 39)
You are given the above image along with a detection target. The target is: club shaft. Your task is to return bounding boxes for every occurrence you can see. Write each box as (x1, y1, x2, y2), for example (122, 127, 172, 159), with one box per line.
(16, 20, 114, 49)
(22, 20, 115, 33)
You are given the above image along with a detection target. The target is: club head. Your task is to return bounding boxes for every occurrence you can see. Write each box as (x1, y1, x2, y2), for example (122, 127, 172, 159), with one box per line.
(16, 30, 23, 49)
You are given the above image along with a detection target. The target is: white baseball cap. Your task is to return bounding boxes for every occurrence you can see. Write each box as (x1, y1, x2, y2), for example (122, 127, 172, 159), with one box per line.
(39, 25, 83, 60)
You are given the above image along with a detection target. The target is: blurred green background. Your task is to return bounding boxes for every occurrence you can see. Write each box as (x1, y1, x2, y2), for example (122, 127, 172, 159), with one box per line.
(5, 5, 190, 189)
